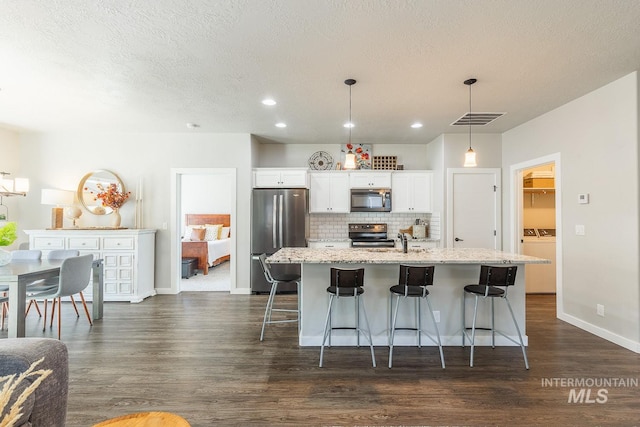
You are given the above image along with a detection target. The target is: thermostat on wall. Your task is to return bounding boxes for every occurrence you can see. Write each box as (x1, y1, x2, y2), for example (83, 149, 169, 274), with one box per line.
(578, 193, 589, 204)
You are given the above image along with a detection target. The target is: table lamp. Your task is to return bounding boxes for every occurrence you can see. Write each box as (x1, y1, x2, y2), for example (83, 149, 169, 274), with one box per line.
(41, 189, 74, 229)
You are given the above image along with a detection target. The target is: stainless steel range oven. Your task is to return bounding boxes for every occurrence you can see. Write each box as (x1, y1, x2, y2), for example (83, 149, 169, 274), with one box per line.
(349, 223, 396, 248)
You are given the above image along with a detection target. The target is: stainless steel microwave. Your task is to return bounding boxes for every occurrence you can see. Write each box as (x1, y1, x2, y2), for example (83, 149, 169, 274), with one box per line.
(350, 188, 392, 212)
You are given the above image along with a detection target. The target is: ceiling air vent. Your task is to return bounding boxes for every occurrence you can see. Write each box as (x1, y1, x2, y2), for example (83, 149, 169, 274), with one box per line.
(451, 112, 505, 126)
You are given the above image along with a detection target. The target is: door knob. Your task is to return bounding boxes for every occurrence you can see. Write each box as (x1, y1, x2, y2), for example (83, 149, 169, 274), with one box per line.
(454, 237, 464, 242)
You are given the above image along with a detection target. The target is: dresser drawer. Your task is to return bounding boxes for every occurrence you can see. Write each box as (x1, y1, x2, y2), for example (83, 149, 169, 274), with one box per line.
(103, 237, 135, 250)
(68, 237, 100, 250)
(32, 237, 65, 250)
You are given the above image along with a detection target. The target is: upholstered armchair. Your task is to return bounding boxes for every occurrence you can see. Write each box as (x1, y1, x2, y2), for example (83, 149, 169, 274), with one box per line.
(0, 338, 69, 427)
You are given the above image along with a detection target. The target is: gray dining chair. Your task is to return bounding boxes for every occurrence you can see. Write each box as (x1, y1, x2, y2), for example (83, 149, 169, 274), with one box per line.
(27, 254, 94, 339)
(10, 249, 42, 261)
(26, 250, 92, 325)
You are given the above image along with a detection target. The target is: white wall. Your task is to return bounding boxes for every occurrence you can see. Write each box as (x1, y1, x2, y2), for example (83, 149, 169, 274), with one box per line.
(503, 72, 640, 350)
(180, 173, 233, 234)
(17, 132, 254, 293)
(256, 143, 430, 170)
(426, 133, 502, 246)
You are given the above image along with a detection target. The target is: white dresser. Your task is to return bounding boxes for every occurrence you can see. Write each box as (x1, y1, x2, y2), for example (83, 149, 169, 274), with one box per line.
(25, 229, 156, 303)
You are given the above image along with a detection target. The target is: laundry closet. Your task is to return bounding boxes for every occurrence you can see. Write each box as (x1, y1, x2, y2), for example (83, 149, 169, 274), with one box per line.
(522, 165, 556, 293)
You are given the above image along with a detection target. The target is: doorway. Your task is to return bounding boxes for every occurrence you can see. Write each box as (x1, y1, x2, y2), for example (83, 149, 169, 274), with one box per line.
(170, 168, 237, 294)
(510, 153, 562, 317)
(446, 168, 501, 249)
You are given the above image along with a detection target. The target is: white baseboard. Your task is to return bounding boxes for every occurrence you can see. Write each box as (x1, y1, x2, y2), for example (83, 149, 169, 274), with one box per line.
(558, 312, 640, 354)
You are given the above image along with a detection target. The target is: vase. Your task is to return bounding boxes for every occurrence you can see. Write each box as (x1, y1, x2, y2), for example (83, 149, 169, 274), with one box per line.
(111, 208, 121, 228)
(0, 248, 11, 266)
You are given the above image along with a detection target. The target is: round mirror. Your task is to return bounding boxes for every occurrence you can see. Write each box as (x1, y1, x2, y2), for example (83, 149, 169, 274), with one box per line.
(77, 170, 125, 215)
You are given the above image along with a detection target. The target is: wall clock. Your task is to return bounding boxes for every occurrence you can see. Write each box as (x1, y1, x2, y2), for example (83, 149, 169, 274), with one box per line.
(308, 151, 334, 170)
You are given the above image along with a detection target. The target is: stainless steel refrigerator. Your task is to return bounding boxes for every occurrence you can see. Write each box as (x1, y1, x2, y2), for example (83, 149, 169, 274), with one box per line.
(251, 188, 309, 293)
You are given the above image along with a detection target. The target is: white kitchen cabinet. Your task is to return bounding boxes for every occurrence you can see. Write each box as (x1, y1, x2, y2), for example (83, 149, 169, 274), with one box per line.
(308, 241, 351, 249)
(253, 168, 308, 188)
(309, 172, 350, 213)
(349, 171, 392, 188)
(25, 229, 156, 303)
(392, 171, 433, 212)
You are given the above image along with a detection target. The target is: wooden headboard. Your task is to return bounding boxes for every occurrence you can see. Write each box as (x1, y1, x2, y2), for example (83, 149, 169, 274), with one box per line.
(185, 214, 231, 227)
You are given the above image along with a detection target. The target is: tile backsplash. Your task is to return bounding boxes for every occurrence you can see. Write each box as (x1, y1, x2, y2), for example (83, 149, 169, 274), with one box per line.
(310, 212, 440, 240)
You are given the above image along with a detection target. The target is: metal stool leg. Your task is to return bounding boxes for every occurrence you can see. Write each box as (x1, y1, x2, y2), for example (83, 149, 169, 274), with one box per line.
(504, 296, 530, 370)
(358, 296, 376, 368)
(491, 297, 496, 348)
(388, 293, 392, 346)
(260, 281, 278, 341)
(461, 290, 466, 347)
(319, 295, 335, 368)
(388, 294, 401, 368)
(470, 295, 480, 367)
(296, 281, 301, 336)
(425, 296, 445, 369)
(417, 298, 422, 348)
(355, 297, 360, 347)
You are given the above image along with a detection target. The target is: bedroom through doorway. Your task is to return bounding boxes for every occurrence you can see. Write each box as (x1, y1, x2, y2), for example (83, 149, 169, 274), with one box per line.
(177, 169, 235, 292)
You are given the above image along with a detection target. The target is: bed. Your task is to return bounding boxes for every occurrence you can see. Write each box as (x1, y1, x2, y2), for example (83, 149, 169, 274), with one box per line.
(181, 214, 231, 275)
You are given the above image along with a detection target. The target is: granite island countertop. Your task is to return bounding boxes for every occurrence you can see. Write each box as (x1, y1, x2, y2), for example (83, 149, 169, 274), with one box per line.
(267, 247, 550, 265)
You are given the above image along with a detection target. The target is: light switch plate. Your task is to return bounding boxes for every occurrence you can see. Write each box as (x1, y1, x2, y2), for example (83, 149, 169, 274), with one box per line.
(578, 193, 589, 204)
(575, 225, 585, 235)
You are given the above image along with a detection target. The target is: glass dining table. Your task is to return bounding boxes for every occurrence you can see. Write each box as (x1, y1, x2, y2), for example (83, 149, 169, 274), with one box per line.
(1, 258, 104, 338)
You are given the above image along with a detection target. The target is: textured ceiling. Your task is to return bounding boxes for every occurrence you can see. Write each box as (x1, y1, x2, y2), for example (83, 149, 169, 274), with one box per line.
(1, 0, 640, 144)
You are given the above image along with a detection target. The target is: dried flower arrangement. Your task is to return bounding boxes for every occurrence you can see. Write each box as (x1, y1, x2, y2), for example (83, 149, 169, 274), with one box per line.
(87, 183, 131, 210)
(0, 358, 52, 427)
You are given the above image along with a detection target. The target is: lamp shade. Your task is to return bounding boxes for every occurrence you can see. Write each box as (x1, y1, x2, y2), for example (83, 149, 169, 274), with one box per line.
(41, 189, 74, 206)
(344, 151, 357, 169)
(464, 148, 477, 168)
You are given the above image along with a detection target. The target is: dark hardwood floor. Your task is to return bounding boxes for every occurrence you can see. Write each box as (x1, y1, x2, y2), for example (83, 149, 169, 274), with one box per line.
(2, 294, 639, 426)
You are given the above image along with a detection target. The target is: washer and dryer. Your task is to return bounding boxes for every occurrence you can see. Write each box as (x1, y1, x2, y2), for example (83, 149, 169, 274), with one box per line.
(522, 228, 556, 293)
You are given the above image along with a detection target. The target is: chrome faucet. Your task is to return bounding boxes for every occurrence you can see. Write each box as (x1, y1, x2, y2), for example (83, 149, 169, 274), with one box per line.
(398, 233, 409, 253)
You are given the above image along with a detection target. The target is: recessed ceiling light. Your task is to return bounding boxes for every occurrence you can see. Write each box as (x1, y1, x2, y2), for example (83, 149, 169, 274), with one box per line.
(411, 122, 423, 128)
(343, 122, 354, 128)
(186, 123, 200, 129)
(275, 122, 287, 128)
(262, 99, 276, 106)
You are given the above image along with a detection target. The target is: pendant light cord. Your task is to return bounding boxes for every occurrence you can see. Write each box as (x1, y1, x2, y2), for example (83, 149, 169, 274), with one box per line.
(468, 81, 472, 150)
(349, 83, 352, 144)
(463, 78, 477, 150)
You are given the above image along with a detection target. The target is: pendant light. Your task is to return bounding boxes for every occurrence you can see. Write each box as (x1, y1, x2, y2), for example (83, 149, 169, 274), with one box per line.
(463, 78, 478, 167)
(343, 78, 357, 170)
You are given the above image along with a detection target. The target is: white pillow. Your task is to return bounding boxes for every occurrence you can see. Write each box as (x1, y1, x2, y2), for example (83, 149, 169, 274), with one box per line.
(204, 224, 222, 241)
(220, 226, 230, 239)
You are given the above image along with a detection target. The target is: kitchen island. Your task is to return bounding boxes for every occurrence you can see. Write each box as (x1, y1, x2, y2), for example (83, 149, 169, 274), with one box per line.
(267, 247, 550, 347)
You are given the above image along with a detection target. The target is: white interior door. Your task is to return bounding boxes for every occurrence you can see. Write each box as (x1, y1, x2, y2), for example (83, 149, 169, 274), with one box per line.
(447, 168, 501, 249)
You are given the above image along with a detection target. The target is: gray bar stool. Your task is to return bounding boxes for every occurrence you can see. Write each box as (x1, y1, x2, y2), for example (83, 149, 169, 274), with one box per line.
(462, 265, 529, 369)
(319, 267, 376, 368)
(388, 265, 445, 369)
(257, 254, 301, 341)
